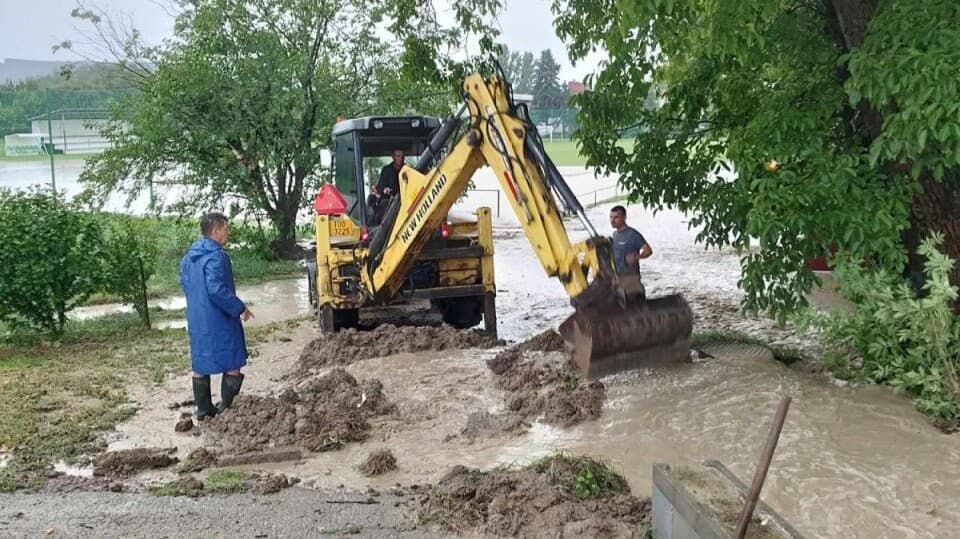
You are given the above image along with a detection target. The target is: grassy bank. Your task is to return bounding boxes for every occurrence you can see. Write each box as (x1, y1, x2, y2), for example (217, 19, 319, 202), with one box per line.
(0, 313, 302, 491)
(540, 138, 633, 167)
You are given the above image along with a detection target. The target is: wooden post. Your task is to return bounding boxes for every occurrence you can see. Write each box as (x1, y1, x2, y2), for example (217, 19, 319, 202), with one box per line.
(138, 256, 151, 329)
(735, 396, 791, 539)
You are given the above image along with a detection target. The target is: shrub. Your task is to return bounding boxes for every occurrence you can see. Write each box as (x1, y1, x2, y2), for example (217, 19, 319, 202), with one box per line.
(0, 187, 105, 336)
(99, 214, 160, 327)
(812, 233, 960, 419)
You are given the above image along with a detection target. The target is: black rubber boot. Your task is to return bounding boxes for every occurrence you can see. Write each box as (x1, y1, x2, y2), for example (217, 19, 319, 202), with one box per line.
(218, 373, 244, 412)
(192, 376, 218, 421)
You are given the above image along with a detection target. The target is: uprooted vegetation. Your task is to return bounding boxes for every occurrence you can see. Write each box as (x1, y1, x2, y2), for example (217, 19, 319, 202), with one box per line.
(417, 453, 650, 537)
(297, 324, 502, 370)
(358, 448, 398, 477)
(149, 469, 295, 497)
(203, 368, 394, 453)
(486, 330, 605, 427)
(177, 447, 219, 474)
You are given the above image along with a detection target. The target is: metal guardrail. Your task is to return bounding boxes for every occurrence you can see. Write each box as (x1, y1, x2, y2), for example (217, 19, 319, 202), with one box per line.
(469, 188, 501, 216)
(466, 183, 625, 218)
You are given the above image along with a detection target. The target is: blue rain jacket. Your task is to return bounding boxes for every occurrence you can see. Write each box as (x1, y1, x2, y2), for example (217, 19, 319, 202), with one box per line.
(179, 237, 248, 375)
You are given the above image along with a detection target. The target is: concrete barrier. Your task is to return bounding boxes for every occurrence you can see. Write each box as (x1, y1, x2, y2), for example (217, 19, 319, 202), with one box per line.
(652, 461, 805, 539)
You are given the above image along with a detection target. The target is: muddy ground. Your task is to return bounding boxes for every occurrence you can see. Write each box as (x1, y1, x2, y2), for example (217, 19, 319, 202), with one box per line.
(297, 323, 503, 371)
(417, 455, 651, 538)
(486, 330, 605, 429)
(204, 368, 395, 453)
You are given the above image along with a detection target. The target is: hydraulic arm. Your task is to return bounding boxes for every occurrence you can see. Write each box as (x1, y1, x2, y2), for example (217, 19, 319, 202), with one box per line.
(358, 69, 693, 377)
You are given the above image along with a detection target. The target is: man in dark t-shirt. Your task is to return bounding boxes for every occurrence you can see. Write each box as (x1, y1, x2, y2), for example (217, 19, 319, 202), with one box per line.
(609, 205, 652, 275)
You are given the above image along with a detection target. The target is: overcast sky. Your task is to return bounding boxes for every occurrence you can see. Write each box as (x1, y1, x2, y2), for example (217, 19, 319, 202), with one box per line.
(0, 0, 601, 82)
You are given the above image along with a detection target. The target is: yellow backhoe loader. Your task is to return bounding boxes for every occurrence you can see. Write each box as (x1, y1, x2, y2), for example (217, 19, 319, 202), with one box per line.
(305, 65, 693, 377)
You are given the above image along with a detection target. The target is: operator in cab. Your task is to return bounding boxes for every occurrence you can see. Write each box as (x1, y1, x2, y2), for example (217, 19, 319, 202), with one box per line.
(609, 205, 652, 275)
(370, 148, 404, 225)
(376, 148, 404, 197)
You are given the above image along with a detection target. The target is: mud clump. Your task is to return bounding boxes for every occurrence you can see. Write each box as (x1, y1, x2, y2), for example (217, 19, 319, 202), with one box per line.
(250, 472, 296, 494)
(459, 411, 528, 441)
(487, 329, 565, 376)
(92, 447, 178, 477)
(177, 448, 219, 474)
(204, 368, 394, 453)
(298, 324, 502, 370)
(150, 471, 295, 497)
(150, 475, 205, 498)
(487, 331, 605, 428)
(174, 414, 194, 433)
(418, 454, 650, 538)
(518, 329, 566, 353)
(44, 474, 126, 494)
(358, 449, 398, 477)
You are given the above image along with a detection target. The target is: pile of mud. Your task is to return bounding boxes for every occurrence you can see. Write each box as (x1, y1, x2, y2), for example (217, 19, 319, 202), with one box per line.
(44, 474, 126, 494)
(298, 324, 502, 370)
(204, 368, 394, 453)
(150, 471, 295, 498)
(92, 447, 178, 477)
(358, 449, 398, 476)
(486, 330, 605, 427)
(177, 448, 219, 474)
(458, 411, 529, 440)
(417, 454, 650, 537)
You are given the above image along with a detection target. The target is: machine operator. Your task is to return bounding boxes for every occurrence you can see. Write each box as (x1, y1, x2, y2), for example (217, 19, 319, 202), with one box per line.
(609, 205, 652, 275)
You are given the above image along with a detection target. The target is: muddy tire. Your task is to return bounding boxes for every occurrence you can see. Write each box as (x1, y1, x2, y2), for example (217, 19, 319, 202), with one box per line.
(438, 296, 483, 329)
(319, 305, 359, 333)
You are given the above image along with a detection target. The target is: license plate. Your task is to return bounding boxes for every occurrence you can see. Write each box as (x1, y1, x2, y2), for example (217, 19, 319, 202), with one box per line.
(329, 218, 353, 237)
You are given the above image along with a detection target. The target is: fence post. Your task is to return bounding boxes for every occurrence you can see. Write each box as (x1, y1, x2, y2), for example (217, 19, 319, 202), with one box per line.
(138, 256, 151, 329)
(496, 191, 500, 217)
(45, 89, 56, 196)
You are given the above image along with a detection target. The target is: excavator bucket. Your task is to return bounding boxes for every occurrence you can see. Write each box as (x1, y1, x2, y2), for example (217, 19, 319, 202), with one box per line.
(559, 275, 694, 378)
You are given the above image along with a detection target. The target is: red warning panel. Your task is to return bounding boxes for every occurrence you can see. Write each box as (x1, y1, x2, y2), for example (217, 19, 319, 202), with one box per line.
(313, 184, 347, 215)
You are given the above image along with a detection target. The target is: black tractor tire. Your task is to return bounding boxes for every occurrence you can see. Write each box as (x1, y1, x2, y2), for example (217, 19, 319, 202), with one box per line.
(319, 305, 359, 333)
(438, 296, 483, 329)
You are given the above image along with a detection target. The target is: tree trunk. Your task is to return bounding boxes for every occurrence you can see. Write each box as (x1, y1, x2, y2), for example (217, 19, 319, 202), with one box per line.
(267, 172, 304, 260)
(827, 0, 960, 310)
(269, 210, 301, 260)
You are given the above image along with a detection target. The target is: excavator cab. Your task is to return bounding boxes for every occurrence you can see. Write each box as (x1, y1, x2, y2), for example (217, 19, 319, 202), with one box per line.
(308, 115, 497, 334)
(329, 116, 442, 228)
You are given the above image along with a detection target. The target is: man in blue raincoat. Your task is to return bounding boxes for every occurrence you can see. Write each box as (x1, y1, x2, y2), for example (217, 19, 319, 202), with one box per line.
(179, 212, 254, 420)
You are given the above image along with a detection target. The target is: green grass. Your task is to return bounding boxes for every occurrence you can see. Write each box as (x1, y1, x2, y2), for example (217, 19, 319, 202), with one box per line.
(203, 469, 250, 493)
(531, 453, 630, 499)
(539, 138, 633, 166)
(0, 317, 297, 491)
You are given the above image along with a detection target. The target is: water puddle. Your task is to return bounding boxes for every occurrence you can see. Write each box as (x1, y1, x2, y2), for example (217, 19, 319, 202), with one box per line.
(53, 460, 94, 478)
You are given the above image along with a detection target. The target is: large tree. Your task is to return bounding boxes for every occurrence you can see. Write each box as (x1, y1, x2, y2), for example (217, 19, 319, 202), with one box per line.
(550, 0, 960, 316)
(496, 45, 537, 94)
(74, 0, 498, 257)
(531, 49, 566, 108)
